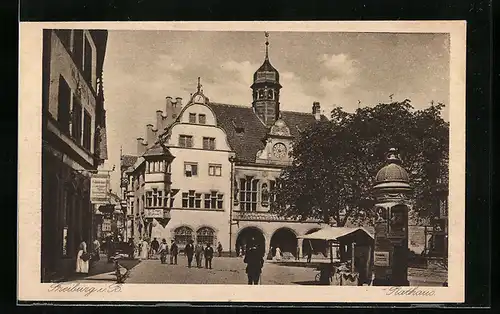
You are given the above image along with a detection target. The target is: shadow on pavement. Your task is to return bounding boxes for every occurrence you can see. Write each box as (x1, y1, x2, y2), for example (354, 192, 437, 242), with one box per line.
(292, 280, 320, 286)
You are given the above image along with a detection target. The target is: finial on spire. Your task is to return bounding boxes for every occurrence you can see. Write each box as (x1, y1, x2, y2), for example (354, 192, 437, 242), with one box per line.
(264, 31, 269, 60)
(386, 147, 402, 164)
(197, 77, 202, 93)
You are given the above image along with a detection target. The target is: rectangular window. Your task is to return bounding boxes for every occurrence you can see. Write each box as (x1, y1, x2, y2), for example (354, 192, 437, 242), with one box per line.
(146, 191, 153, 207)
(240, 177, 258, 212)
(182, 193, 188, 208)
(57, 76, 71, 133)
(208, 164, 222, 176)
(202, 137, 216, 150)
(72, 30, 84, 70)
(83, 110, 91, 150)
(184, 162, 198, 177)
(158, 190, 163, 207)
(195, 193, 202, 209)
(217, 193, 223, 209)
(198, 114, 206, 124)
(152, 188, 158, 207)
(83, 37, 93, 85)
(179, 135, 193, 148)
(204, 193, 211, 209)
(189, 113, 197, 124)
(71, 95, 82, 144)
(210, 191, 217, 209)
(188, 190, 195, 208)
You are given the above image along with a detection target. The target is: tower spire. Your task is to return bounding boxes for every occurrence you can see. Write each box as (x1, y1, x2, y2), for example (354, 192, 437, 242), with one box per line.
(197, 76, 202, 93)
(264, 31, 269, 60)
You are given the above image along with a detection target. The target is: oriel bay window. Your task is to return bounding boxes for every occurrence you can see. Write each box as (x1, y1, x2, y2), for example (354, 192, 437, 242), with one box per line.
(146, 188, 168, 208)
(240, 177, 259, 212)
(147, 160, 167, 173)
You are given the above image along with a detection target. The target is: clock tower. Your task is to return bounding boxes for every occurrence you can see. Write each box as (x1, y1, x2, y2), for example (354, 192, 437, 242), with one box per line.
(251, 32, 282, 127)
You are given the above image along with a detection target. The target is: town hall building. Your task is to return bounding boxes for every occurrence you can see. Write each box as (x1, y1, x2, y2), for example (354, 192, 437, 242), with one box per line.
(121, 33, 329, 258)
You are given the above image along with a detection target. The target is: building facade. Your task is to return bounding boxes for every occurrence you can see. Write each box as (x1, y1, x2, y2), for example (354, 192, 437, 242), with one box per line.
(121, 34, 329, 257)
(41, 29, 108, 281)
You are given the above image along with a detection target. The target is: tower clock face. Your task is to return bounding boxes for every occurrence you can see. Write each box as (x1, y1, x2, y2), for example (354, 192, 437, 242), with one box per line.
(272, 143, 287, 158)
(194, 95, 204, 103)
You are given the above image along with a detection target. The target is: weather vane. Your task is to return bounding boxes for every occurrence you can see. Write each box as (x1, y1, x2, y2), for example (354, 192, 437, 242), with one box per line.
(197, 76, 202, 93)
(264, 31, 269, 59)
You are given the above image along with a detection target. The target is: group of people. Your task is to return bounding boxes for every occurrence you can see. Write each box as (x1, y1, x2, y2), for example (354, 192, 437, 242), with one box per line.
(184, 240, 216, 269)
(137, 238, 180, 264)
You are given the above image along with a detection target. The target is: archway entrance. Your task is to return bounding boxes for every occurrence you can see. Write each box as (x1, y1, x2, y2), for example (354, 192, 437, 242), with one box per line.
(235, 227, 265, 257)
(302, 228, 328, 257)
(270, 228, 297, 257)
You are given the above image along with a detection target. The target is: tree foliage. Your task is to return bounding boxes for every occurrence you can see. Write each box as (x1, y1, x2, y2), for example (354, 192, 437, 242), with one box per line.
(271, 100, 449, 227)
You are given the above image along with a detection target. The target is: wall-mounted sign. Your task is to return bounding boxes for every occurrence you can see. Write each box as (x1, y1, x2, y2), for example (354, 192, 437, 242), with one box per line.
(91, 173, 109, 203)
(374, 251, 390, 267)
(144, 208, 163, 218)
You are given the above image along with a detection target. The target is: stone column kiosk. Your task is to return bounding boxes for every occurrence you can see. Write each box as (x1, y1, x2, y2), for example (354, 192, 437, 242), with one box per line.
(372, 148, 412, 286)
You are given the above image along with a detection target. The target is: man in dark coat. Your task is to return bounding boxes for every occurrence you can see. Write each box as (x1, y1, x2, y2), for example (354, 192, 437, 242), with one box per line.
(204, 242, 214, 269)
(151, 238, 160, 256)
(170, 240, 178, 265)
(184, 239, 195, 268)
(244, 237, 265, 285)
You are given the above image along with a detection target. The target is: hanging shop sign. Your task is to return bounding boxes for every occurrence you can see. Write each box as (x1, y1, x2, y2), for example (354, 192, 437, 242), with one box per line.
(91, 173, 110, 203)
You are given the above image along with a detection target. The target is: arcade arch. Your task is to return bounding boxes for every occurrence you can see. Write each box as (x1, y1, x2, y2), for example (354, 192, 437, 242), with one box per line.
(270, 227, 298, 257)
(235, 226, 266, 257)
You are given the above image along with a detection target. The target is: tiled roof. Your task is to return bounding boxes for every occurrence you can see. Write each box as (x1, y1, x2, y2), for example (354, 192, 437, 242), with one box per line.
(207, 102, 328, 163)
(143, 143, 174, 158)
(121, 154, 138, 169)
(232, 211, 322, 223)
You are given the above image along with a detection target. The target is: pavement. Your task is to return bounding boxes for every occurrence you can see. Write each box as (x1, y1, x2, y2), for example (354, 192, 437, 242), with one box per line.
(125, 255, 318, 285)
(63, 254, 141, 283)
(63, 254, 447, 286)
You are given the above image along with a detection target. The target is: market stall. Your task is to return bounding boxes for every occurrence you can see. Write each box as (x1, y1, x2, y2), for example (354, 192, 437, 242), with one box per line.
(298, 227, 374, 285)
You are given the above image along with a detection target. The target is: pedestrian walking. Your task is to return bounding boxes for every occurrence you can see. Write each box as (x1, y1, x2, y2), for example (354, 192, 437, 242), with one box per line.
(195, 242, 204, 268)
(185, 239, 195, 268)
(151, 238, 160, 259)
(140, 238, 149, 260)
(159, 239, 168, 264)
(204, 242, 214, 269)
(170, 240, 178, 264)
(307, 246, 312, 263)
(76, 238, 90, 275)
(92, 238, 101, 262)
(244, 237, 264, 285)
(217, 242, 223, 257)
(275, 246, 282, 261)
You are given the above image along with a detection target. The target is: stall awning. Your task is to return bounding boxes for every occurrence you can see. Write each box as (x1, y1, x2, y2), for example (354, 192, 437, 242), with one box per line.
(298, 227, 374, 241)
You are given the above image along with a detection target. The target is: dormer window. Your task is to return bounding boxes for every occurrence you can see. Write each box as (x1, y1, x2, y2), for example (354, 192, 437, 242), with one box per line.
(189, 113, 196, 124)
(199, 114, 206, 124)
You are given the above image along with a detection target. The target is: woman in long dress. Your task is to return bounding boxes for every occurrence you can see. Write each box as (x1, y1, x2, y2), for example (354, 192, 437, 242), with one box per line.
(140, 239, 149, 260)
(275, 246, 282, 261)
(76, 240, 89, 274)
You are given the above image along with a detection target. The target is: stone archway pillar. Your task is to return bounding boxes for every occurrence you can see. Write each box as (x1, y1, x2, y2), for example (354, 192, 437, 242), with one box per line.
(264, 233, 271, 259)
(297, 238, 304, 259)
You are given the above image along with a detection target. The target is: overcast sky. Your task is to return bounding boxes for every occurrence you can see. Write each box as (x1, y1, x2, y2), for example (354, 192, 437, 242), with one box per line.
(102, 30, 450, 192)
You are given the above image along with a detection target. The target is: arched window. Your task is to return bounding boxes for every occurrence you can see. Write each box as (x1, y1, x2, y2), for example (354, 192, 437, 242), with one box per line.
(174, 226, 193, 245)
(196, 227, 215, 245)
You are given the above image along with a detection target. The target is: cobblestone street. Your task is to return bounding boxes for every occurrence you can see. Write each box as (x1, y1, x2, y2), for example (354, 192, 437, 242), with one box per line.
(125, 256, 318, 285)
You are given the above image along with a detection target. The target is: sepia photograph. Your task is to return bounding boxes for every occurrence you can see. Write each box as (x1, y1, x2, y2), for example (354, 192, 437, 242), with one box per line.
(19, 21, 466, 303)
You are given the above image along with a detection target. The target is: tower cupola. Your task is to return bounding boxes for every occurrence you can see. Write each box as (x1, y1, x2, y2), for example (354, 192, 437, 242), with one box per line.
(251, 32, 282, 127)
